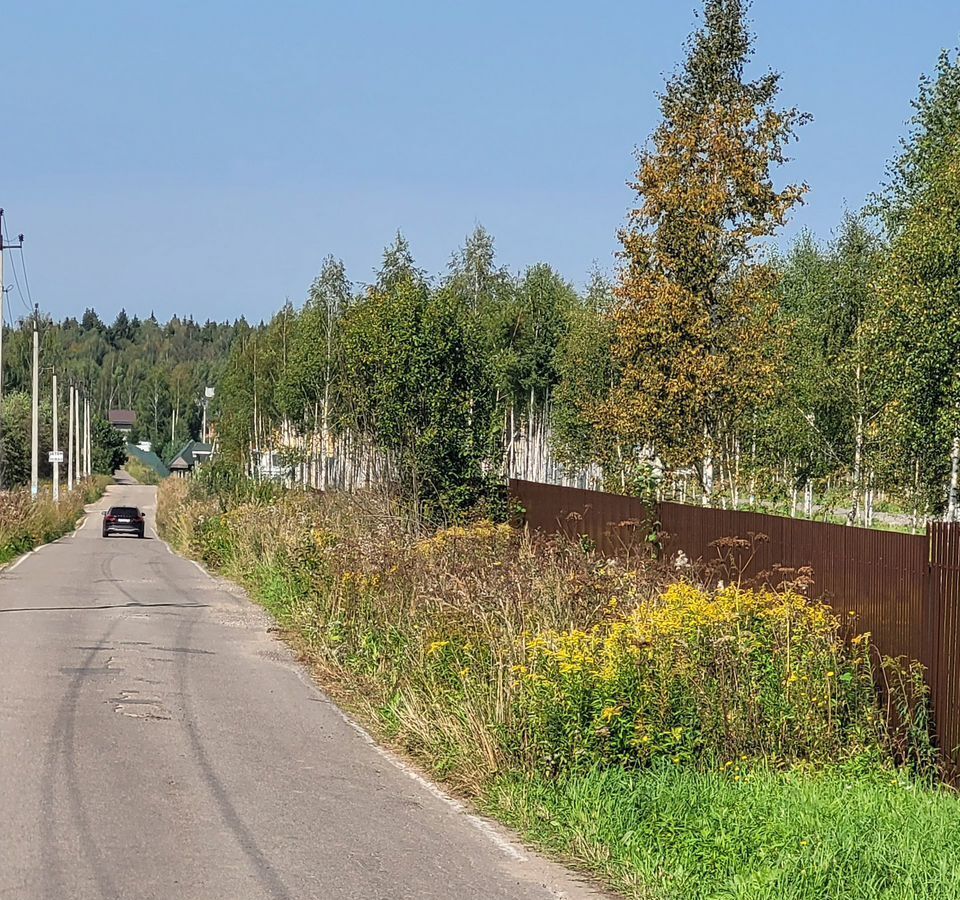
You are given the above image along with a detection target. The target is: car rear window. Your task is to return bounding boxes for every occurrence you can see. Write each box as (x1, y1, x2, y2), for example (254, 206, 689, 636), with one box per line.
(110, 507, 139, 517)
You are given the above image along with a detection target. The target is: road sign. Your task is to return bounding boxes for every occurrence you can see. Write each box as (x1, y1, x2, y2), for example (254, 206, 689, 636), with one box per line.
(48, 451, 64, 464)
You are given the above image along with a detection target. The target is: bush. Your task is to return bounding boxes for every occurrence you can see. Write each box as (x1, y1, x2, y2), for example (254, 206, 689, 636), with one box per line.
(515, 584, 884, 772)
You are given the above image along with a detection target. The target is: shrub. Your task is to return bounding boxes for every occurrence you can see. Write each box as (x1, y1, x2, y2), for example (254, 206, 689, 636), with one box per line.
(514, 584, 884, 772)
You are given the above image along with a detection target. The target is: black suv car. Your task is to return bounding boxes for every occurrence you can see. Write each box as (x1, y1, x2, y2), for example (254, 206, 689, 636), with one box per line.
(102, 506, 145, 539)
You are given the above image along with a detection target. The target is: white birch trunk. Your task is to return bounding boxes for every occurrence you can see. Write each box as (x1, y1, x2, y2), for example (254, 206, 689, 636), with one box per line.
(848, 411, 864, 527)
(732, 438, 740, 509)
(702, 451, 714, 507)
(948, 432, 960, 522)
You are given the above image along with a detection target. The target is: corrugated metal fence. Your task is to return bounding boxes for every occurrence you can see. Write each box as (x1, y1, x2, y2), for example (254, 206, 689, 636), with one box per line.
(511, 479, 960, 766)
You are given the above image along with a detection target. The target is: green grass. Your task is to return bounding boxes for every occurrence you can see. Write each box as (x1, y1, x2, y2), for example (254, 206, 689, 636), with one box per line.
(484, 766, 960, 900)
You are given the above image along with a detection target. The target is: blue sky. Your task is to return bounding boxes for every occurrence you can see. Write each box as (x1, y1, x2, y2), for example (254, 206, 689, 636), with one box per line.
(2, 1, 956, 323)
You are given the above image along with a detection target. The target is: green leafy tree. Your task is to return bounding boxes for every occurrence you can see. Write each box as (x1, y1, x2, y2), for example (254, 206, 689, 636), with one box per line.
(491, 263, 577, 416)
(879, 146, 960, 518)
(276, 257, 352, 484)
(607, 0, 808, 505)
(872, 49, 960, 520)
(551, 269, 646, 491)
(0, 393, 53, 488)
(92, 417, 127, 474)
(341, 246, 495, 519)
(766, 217, 887, 522)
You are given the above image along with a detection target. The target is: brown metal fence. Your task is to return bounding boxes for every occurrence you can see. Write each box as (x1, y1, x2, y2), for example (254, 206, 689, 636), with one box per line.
(511, 478, 960, 767)
(929, 523, 960, 766)
(511, 479, 654, 556)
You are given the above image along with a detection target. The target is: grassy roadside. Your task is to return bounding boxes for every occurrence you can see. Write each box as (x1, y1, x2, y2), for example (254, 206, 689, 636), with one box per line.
(0, 475, 113, 566)
(157, 477, 960, 900)
(484, 767, 960, 900)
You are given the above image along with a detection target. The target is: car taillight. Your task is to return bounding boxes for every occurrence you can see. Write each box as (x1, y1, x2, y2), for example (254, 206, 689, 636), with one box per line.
(105, 515, 116, 523)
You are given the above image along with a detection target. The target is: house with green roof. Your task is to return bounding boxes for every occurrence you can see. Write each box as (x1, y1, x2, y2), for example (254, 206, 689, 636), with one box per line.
(168, 440, 213, 477)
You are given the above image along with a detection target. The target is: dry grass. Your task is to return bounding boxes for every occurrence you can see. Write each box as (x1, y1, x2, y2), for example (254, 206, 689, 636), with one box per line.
(156, 479, 929, 791)
(0, 476, 112, 564)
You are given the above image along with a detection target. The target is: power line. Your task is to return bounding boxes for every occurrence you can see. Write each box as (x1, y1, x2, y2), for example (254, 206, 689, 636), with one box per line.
(17, 238, 33, 310)
(1, 217, 31, 316)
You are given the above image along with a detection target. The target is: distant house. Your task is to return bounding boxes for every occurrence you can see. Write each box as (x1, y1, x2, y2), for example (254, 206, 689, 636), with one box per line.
(108, 409, 137, 434)
(168, 440, 213, 477)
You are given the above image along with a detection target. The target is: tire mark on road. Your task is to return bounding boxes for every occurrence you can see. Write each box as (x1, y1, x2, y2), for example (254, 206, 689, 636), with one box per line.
(40, 555, 124, 900)
(166, 562, 295, 900)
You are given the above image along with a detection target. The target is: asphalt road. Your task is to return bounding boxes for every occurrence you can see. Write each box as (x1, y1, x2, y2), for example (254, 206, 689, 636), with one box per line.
(0, 478, 599, 900)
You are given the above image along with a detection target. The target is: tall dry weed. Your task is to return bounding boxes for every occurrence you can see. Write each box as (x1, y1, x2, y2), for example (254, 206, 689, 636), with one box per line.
(157, 480, 935, 790)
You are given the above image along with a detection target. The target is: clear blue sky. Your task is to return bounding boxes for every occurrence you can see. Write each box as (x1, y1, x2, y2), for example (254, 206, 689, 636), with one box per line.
(2, 1, 957, 323)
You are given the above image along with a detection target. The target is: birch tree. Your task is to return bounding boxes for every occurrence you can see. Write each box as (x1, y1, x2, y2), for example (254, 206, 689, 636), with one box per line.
(877, 49, 960, 520)
(607, 0, 808, 506)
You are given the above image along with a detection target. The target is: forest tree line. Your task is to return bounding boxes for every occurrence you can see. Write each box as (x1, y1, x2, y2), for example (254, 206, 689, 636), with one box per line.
(212, 3, 960, 525)
(0, 310, 246, 486)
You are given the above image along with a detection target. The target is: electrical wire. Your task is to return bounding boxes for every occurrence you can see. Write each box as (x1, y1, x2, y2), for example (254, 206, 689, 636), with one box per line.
(17, 238, 34, 310)
(1, 217, 33, 317)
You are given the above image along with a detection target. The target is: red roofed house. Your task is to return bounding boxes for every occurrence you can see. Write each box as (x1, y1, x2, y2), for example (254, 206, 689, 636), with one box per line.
(108, 409, 137, 435)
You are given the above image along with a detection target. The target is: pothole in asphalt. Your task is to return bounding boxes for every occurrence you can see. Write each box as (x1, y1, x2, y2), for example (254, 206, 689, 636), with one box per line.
(111, 690, 171, 721)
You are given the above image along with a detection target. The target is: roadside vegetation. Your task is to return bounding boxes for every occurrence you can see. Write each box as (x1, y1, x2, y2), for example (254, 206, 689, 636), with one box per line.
(158, 474, 959, 899)
(0, 476, 112, 565)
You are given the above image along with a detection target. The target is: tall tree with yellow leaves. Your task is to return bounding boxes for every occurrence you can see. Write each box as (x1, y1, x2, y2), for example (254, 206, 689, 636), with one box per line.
(608, 0, 808, 505)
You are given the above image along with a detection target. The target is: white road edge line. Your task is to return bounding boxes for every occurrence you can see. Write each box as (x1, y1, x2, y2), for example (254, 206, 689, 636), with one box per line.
(320, 682, 529, 864)
(7, 552, 30, 572)
(161, 535, 532, 867)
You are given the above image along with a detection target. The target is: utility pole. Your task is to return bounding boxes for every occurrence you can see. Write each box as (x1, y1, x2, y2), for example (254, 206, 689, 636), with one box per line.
(52, 372, 59, 502)
(68, 384, 74, 493)
(77, 391, 84, 480)
(74, 389, 81, 483)
(80, 395, 85, 478)
(82, 394, 86, 479)
(85, 397, 92, 477)
(30, 305, 39, 499)
(0, 213, 24, 486)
